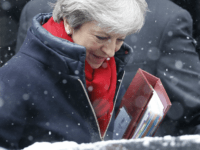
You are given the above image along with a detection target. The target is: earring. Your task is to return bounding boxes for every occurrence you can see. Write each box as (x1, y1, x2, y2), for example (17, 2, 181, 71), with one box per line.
(66, 30, 71, 35)
(65, 26, 71, 35)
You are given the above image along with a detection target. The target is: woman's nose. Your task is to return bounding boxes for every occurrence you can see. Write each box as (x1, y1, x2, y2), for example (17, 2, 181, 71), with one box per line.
(102, 40, 117, 57)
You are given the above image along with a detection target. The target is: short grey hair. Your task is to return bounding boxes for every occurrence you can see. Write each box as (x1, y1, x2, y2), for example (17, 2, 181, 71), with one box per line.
(52, 0, 148, 35)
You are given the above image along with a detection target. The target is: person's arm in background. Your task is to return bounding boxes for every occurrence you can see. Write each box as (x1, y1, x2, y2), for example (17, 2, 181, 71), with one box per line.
(0, 0, 29, 66)
(170, 0, 200, 58)
(124, 0, 200, 136)
(194, 0, 200, 58)
(15, 2, 31, 54)
(15, 0, 54, 53)
(154, 7, 200, 136)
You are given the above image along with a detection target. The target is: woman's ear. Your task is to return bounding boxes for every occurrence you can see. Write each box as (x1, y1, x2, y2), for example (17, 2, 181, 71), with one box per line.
(63, 18, 73, 35)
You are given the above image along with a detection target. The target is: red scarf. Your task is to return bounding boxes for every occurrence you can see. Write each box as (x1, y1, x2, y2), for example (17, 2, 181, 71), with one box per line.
(43, 17, 117, 137)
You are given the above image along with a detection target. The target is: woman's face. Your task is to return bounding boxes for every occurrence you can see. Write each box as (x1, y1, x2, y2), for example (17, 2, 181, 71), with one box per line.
(65, 21, 126, 69)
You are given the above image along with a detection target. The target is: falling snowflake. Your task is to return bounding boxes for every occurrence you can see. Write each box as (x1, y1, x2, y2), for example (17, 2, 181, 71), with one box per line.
(23, 94, 30, 100)
(167, 102, 184, 120)
(44, 41, 48, 45)
(147, 47, 160, 60)
(130, 35, 138, 43)
(75, 70, 79, 75)
(168, 31, 173, 36)
(171, 77, 179, 86)
(0, 98, 4, 107)
(175, 60, 183, 69)
(44, 91, 48, 95)
(62, 79, 67, 84)
(88, 86, 93, 92)
(1, 1, 11, 10)
(102, 62, 108, 68)
(28, 136, 33, 141)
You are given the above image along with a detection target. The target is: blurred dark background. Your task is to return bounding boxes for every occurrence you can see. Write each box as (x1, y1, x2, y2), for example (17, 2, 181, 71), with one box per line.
(0, 0, 30, 66)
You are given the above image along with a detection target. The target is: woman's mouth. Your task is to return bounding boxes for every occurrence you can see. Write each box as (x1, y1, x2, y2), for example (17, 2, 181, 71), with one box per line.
(86, 53, 107, 68)
(90, 53, 106, 64)
(92, 54, 105, 59)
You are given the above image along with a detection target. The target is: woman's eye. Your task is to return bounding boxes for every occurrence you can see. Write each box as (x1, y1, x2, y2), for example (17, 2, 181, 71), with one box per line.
(118, 39, 125, 42)
(96, 36, 108, 40)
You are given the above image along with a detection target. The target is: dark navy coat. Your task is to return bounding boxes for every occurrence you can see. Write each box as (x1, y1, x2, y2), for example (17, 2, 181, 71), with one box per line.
(0, 13, 132, 149)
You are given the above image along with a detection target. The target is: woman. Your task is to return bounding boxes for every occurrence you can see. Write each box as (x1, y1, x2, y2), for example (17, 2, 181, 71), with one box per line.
(0, 0, 147, 149)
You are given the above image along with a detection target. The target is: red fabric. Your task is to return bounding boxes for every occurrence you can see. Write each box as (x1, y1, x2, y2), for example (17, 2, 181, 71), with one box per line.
(42, 17, 73, 42)
(85, 58, 117, 137)
(42, 17, 117, 137)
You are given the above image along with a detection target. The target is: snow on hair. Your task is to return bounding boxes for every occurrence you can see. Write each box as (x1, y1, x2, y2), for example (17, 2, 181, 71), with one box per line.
(52, 0, 148, 35)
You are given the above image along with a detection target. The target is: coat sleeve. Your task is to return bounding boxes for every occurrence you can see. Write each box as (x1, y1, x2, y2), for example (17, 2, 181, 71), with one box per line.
(0, 73, 27, 149)
(155, 8, 200, 136)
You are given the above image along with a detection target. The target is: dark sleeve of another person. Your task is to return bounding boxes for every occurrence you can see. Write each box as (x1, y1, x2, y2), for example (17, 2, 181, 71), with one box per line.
(15, 0, 54, 53)
(154, 8, 200, 136)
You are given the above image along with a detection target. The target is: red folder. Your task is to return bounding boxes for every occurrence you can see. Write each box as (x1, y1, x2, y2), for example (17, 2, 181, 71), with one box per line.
(117, 68, 171, 139)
